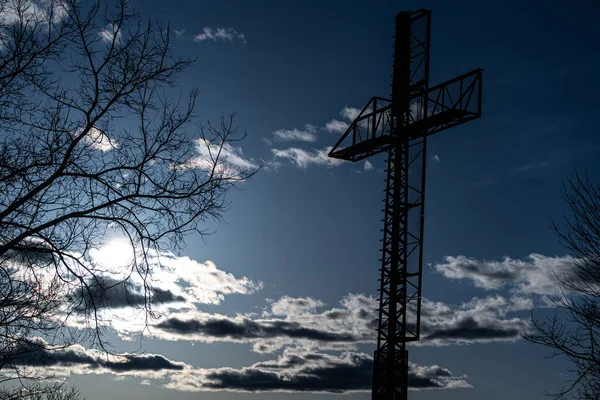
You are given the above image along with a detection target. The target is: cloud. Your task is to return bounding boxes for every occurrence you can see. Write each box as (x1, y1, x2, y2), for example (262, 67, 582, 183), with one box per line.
(408, 362, 471, 390)
(11, 340, 470, 394)
(323, 119, 349, 133)
(417, 295, 532, 346)
(511, 160, 550, 173)
(271, 146, 346, 168)
(175, 138, 258, 178)
(9, 338, 185, 375)
(434, 254, 575, 295)
(364, 160, 374, 171)
(69, 275, 186, 310)
(174, 29, 185, 39)
(0, 0, 68, 29)
(74, 126, 118, 152)
(156, 317, 357, 343)
(99, 23, 122, 43)
(168, 349, 470, 393)
(423, 315, 526, 343)
(271, 125, 318, 143)
(60, 238, 262, 334)
(149, 294, 374, 348)
(431, 154, 441, 163)
(269, 296, 324, 316)
(86, 239, 261, 306)
(340, 106, 362, 121)
(144, 292, 529, 349)
(193, 27, 246, 43)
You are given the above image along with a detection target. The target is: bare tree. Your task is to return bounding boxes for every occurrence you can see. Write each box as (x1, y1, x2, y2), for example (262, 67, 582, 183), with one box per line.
(525, 171, 600, 399)
(0, 383, 81, 400)
(0, 0, 258, 395)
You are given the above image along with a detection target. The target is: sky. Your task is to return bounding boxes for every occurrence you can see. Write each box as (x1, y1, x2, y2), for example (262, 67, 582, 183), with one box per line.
(10, 0, 600, 399)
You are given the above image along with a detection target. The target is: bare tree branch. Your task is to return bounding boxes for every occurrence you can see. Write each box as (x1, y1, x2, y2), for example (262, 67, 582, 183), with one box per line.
(525, 170, 600, 399)
(0, 0, 260, 395)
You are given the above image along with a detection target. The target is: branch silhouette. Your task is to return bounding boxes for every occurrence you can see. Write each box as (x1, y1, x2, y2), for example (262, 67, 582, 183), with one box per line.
(0, 0, 259, 396)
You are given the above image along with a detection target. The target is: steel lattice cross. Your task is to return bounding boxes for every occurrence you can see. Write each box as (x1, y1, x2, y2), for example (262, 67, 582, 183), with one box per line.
(329, 9, 483, 400)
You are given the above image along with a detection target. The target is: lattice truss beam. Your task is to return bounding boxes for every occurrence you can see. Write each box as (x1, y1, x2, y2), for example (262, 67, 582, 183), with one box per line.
(328, 69, 482, 162)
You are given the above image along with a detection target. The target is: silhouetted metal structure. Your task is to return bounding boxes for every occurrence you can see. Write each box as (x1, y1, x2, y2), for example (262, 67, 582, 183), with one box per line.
(329, 10, 482, 400)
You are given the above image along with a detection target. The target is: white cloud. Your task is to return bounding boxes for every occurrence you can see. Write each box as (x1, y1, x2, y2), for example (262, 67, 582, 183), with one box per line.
(431, 154, 441, 163)
(434, 254, 575, 295)
(323, 119, 349, 133)
(340, 106, 362, 121)
(271, 146, 346, 168)
(268, 296, 324, 316)
(0, 0, 68, 29)
(418, 295, 533, 346)
(175, 138, 258, 179)
(73, 126, 118, 152)
(364, 160, 374, 171)
(141, 291, 532, 349)
(145, 293, 375, 348)
(62, 238, 262, 335)
(193, 27, 246, 43)
(99, 23, 122, 43)
(271, 126, 317, 143)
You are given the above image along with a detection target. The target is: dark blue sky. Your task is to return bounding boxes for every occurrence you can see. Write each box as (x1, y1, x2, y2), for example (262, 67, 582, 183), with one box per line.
(56, 0, 600, 399)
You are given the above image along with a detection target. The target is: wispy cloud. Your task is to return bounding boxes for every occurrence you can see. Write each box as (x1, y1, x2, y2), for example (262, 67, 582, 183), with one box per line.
(511, 160, 550, 173)
(270, 125, 318, 143)
(364, 160, 374, 171)
(99, 23, 122, 43)
(323, 119, 349, 133)
(193, 27, 246, 43)
(175, 138, 259, 179)
(174, 28, 185, 39)
(431, 154, 441, 163)
(323, 106, 365, 134)
(340, 106, 362, 121)
(271, 146, 346, 168)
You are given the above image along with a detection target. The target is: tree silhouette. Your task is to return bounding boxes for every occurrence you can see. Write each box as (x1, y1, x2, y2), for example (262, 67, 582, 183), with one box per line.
(525, 171, 600, 399)
(0, 0, 258, 395)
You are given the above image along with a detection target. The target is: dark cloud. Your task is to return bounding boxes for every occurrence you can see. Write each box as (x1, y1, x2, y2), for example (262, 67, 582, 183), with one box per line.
(408, 365, 455, 388)
(152, 294, 530, 349)
(423, 316, 524, 342)
(10, 339, 98, 367)
(8, 340, 470, 394)
(323, 310, 345, 320)
(201, 351, 469, 393)
(69, 276, 185, 310)
(3, 240, 56, 266)
(156, 317, 357, 342)
(10, 338, 184, 372)
(105, 354, 184, 371)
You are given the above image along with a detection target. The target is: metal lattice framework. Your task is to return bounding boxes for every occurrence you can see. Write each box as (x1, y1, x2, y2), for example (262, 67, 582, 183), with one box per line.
(329, 9, 483, 400)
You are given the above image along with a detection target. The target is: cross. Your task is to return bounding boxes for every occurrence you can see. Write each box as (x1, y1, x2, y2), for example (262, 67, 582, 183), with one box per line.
(328, 9, 483, 400)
